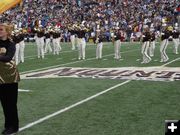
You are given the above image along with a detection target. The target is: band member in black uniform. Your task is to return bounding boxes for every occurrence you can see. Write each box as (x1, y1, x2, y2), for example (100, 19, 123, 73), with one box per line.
(141, 26, 151, 64)
(160, 26, 170, 62)
(0, 23, 20, 135)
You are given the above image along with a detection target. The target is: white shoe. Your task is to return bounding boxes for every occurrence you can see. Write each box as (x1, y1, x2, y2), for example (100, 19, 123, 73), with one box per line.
(160, 60, 164, 62)
(164, 59, 169, 62)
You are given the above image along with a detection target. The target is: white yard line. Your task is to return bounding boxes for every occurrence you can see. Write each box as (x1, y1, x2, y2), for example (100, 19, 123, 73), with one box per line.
(21, 49, 139, 74)
(19, 57, 179, 132)
(19, 80, 130, 132)
(161, 57, 180, 67)
(18, 89, 31, 92)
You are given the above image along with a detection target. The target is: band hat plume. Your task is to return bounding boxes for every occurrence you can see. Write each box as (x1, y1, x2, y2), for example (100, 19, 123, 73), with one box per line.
(0, 0, 22, 14)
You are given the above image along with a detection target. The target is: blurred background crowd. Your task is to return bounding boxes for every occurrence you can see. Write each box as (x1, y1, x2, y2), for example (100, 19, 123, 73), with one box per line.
(0, 0, 179, 42)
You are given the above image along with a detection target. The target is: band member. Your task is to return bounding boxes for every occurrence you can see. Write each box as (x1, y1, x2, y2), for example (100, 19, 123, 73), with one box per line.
(172, 26, 180, 54)
(69, 26, 76, 50)
(160, 25, 170, 62)
(36, 27, 45, 59)
(96, 29, 103, 59)
(113, 27, 122, 60)
(44, 29, 52, 53)
(141, 26, 151, 64)
(19, 29, 25, 63)
(12, 30, 21, 65)
(77, 25, 88, 60)
(52, 28, 61, 55)
(149, 29, 156, 57)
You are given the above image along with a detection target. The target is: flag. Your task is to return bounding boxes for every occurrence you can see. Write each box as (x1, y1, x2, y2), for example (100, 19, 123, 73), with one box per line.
(0, 0, 22, 14)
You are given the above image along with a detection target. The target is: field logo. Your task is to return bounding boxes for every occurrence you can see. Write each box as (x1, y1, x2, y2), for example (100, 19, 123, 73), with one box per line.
(21, 67, 180, 82)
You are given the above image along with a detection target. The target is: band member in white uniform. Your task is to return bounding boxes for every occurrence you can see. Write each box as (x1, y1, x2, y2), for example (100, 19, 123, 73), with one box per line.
(141, 26, 151, 64)
(12, 30, 21, 65)
(44, 29, 52, 53)
(160, 26, 170, 62)
(172, 27, 180, 54)
(36, 27, 45, 59)
(52, 29, 61, 55)
(96, 29, 103, 59)
(19, 30, 25, 63)
(113, 27, 122, 60)
(69, 27, 76, 50)
(77, 26, 87, 60)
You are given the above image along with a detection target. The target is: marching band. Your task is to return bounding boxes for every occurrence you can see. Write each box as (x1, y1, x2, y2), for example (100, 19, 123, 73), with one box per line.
(11, 23, 179, 65)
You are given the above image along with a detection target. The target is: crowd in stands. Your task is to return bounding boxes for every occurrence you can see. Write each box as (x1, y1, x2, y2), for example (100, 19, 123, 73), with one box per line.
(0, 0, 179, 42)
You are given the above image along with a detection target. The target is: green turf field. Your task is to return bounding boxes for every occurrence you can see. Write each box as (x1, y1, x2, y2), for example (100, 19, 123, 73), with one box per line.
(0, 42, 180, 135)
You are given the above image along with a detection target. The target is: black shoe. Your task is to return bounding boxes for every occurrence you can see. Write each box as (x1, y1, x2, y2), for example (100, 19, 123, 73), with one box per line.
(2, 127, 18, 135)
(1, 129, 6, 134)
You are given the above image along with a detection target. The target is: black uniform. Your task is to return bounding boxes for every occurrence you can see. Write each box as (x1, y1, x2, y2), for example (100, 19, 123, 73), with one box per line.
(172, 30, 180, 39)
(114, 32, 121, 41)
(45, 33, 51, 39)
(37, 31, 44, 38)
(19, 33, 25, 42)
(69, 30, 76, 35)
(77, 30, 86, 38)
(142, 32, 151, 42)
(97, 35, 103, 43)
(13, 34, 21, 44)
(150, 32, 156, 41)
(161, 30, 170, 40)
(52, 32, 61, 39)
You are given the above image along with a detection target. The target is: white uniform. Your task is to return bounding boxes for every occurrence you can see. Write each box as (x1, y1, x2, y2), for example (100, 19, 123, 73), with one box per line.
(113, 32, 122, 59)
(14, 34, 23, 65)
(78, 38, 86, 60)
(96, 36, 103, 59)
(77, 30, 86, 60)
(52, 32, 61, 55)
(37, 37, 45, 59)
(15, 43, 20, 65)
(19, 36, 25, 63)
